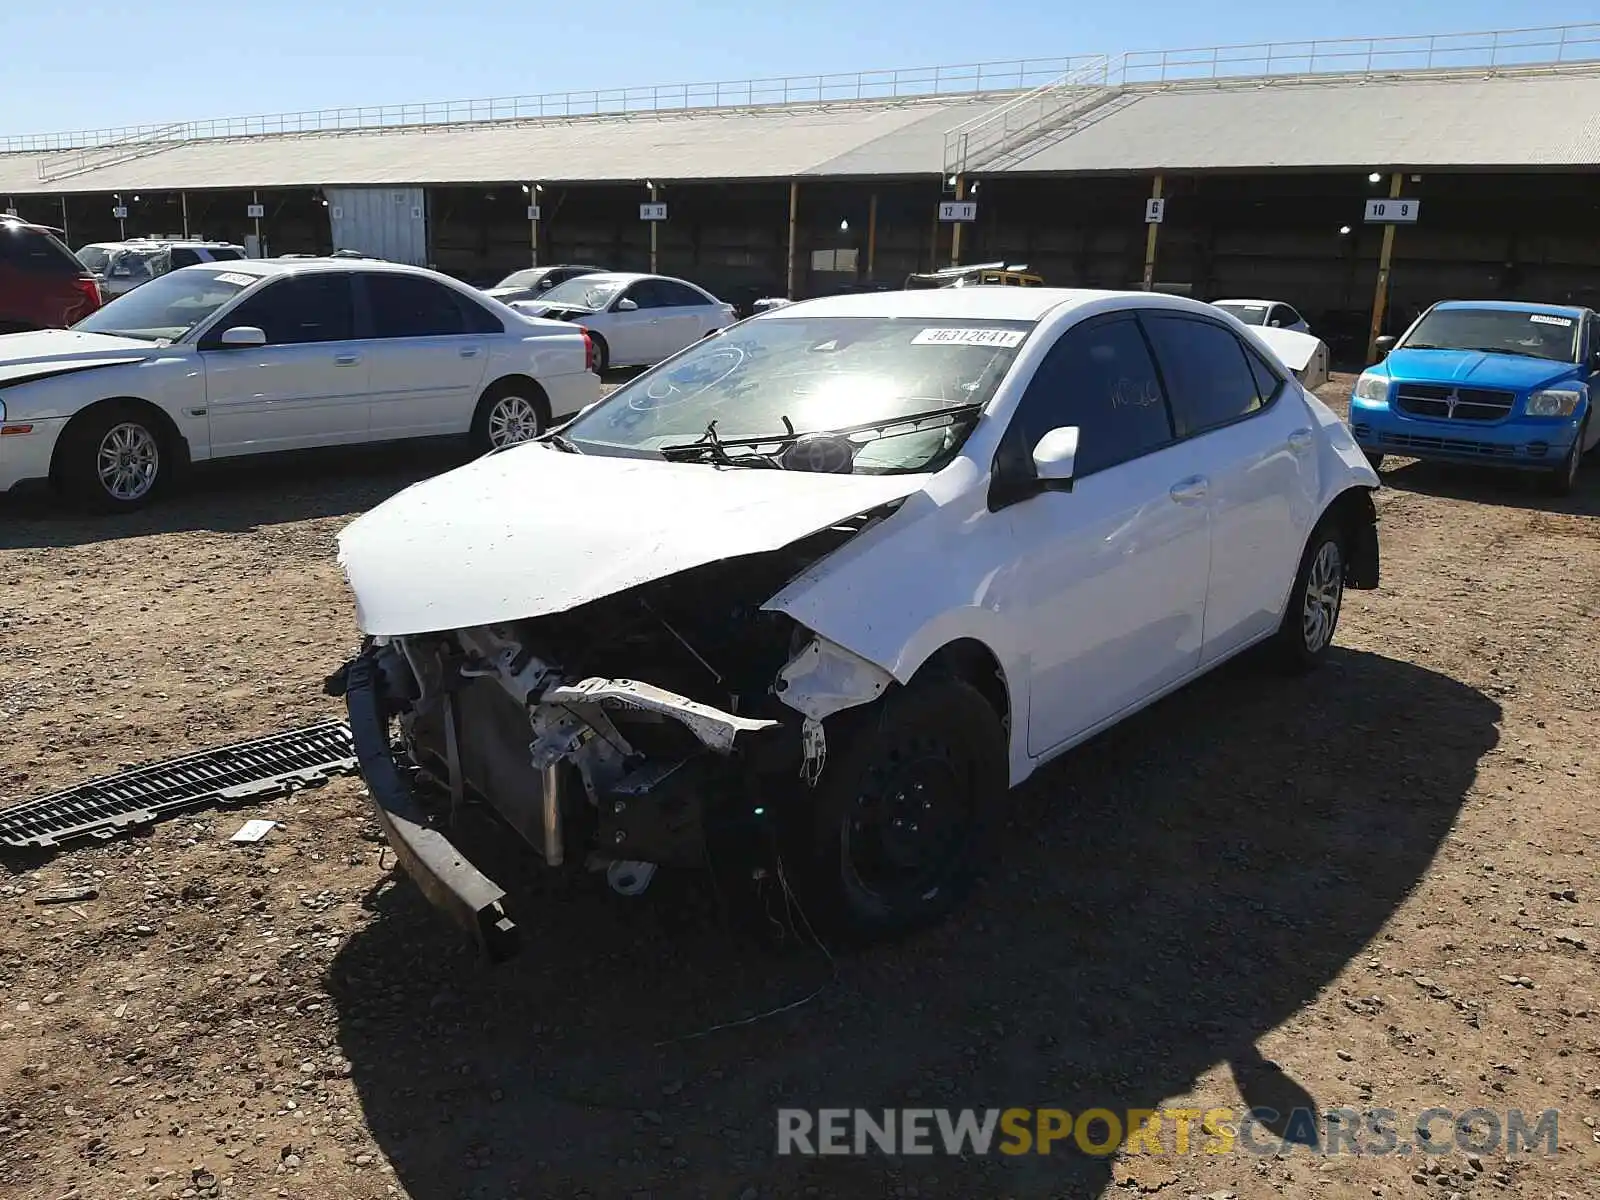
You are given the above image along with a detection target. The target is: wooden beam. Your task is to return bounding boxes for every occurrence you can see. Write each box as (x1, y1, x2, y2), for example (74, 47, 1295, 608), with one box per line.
(1366, 172, 1405, 362)
(1141, 174, 1163, 291)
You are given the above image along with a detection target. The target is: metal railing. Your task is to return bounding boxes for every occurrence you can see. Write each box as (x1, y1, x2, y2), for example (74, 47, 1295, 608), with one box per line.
(943, 57, 1113, 179)
(942, 22, 1600, 175)
(6, 22, 1599, 157)
(35, 124, 189, 182)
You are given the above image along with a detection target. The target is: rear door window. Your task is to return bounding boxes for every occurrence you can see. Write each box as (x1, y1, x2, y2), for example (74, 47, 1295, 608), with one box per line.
(363, 272, 468, 337)
(1142, 314, 1270, 437)
(0, 224, 85, 275)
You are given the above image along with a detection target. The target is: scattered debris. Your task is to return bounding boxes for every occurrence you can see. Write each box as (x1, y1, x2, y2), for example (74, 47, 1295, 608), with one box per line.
(31, 885, 99, 905)
(229, 819, 279, 844)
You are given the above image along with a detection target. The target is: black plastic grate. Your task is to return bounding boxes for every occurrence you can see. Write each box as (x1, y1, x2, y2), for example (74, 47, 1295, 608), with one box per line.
(0, 721, 358, 851)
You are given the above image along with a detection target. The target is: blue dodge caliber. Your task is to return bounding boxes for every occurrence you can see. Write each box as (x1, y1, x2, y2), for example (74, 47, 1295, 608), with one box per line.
(1350, 300, 1599, 493)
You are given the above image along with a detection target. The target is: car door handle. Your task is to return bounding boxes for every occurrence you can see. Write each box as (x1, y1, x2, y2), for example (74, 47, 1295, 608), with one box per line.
(459, 347, 480, 358)
(334, 353, 360, 366)
(1287, 427, 1315, 452)
(1169, 476, 1209, 504)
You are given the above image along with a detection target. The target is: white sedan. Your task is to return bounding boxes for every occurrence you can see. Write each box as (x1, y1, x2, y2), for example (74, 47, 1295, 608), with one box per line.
(1211, 298, 1312, 334)
(0, 259, 599, 510)
(331, 286, 1381, 960)
(509, 272, 736, 370)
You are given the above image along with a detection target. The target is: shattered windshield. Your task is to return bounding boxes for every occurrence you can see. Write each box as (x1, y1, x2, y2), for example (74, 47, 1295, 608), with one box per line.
(562, 315, 1034, 474)
(1401, 308, 1581, 363)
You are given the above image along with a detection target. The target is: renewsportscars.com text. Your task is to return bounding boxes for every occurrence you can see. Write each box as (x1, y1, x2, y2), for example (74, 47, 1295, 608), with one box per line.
(776, 1106, 1559, 1157)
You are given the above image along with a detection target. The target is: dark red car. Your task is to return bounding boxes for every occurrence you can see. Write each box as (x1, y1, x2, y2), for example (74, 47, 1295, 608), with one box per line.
(0, 216, 102, 333)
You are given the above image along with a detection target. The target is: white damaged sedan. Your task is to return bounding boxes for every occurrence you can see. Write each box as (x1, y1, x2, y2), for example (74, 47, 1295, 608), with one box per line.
(329, 287, 1380, 960)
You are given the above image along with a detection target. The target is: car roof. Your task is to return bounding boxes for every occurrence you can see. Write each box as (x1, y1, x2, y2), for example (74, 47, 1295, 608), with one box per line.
(762, 286, 1148, 322)
(1433, 299, 1589, 319)
(170, 258, 452, 282)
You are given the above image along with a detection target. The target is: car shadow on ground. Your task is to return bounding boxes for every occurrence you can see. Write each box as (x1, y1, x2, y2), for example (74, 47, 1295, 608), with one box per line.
(0, 439, 471, 550)
(0, 374, 637, 552)
(325, 647, 1497, 1199)
(1379, 458, 1600, 517)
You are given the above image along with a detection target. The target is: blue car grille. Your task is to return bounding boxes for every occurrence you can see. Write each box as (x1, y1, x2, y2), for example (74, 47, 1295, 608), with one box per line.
(1394, 383, 1515, 422)
(1377, 432, 1517, 458)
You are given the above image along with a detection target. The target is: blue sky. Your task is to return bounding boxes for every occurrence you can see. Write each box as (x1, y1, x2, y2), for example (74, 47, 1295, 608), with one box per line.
(0, 0, 1588, 134)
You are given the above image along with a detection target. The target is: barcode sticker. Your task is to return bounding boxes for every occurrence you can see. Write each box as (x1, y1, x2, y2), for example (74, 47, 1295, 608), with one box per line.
(911, 328, 1026, 348)
(214, 272, 257, 288)
(1529, 314, 1573, 327)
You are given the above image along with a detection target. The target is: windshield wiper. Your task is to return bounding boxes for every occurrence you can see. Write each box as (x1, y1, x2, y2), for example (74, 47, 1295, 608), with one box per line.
(543, 432, 582, 454)
(661, 402, 985, 463)
(660, 418, 791, 466)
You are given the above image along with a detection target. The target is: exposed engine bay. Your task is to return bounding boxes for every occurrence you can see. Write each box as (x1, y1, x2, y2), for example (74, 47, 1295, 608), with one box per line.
(331, 512, 898, 958)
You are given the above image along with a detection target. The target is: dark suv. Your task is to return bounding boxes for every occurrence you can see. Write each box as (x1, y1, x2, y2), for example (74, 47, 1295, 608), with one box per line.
(0, 217, 102, 333)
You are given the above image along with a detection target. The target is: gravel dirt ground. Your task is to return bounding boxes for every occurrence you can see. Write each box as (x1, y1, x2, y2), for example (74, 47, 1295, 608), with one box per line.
(1, 375, 1597, 1200)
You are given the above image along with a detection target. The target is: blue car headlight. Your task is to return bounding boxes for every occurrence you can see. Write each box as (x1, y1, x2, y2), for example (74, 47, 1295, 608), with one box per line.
(1353, 372, 1389, 403)
(1525, 389, 1583, 418)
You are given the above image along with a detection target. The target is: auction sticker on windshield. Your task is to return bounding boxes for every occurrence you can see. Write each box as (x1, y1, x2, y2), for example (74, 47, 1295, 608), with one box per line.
(911, 328, 1027, 348)
(213, 272, 257, 288)
(1529, 315, 1572, 327)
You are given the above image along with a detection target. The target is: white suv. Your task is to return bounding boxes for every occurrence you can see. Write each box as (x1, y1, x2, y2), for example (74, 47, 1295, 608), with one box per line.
(76, 240, 248, 298)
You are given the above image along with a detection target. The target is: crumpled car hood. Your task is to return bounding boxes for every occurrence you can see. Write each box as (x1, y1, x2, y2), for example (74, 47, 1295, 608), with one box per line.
(337, 444, 927, 636)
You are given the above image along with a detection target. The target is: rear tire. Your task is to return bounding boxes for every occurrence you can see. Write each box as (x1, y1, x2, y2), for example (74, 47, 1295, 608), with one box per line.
(55, 402, 168, 512)
(786, 678, 1007, 944)
(1272, 520, 1346, 673)
(469, 379, 549, 454)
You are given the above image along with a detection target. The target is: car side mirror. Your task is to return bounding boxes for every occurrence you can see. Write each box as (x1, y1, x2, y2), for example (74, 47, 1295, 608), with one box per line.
(615, 298, 639, 312)
(1031, 426, 1080, 486)
(219, 326, 267, 348)
(1373, 335, 1397, 358)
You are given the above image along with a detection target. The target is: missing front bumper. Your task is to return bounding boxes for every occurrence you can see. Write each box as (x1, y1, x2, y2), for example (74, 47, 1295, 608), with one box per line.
(342, 654, 520, 963)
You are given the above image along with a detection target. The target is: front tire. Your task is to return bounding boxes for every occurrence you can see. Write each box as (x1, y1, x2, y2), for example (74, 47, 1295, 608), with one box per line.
(588, 334, 610, 375)
(1272, 521, 1346, 673)
(787, 678, 1007, 943)
(56, 403, 167, 512)
(470, 379, 548, 454)
(1545, 418, 1586, 496)
(1362, 450, 1385, 471)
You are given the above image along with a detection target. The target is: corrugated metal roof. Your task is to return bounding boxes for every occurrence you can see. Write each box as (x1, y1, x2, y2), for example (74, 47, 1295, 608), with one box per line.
(999, 72, 1600, 172)
(0, 98, 985, 195)
(2, 70, 1598, 196)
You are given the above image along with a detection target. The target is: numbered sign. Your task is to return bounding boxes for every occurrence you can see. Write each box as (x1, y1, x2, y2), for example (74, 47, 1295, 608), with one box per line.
(111, 205, 128, 219)
(1364, 198, 1420, 224)
(526, 204, 542, 222)
(640, 203, 668, 221)
(246, 203, 265, 219)
(938, 201, 977, 223)
(1145, 197, 1166, 224)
